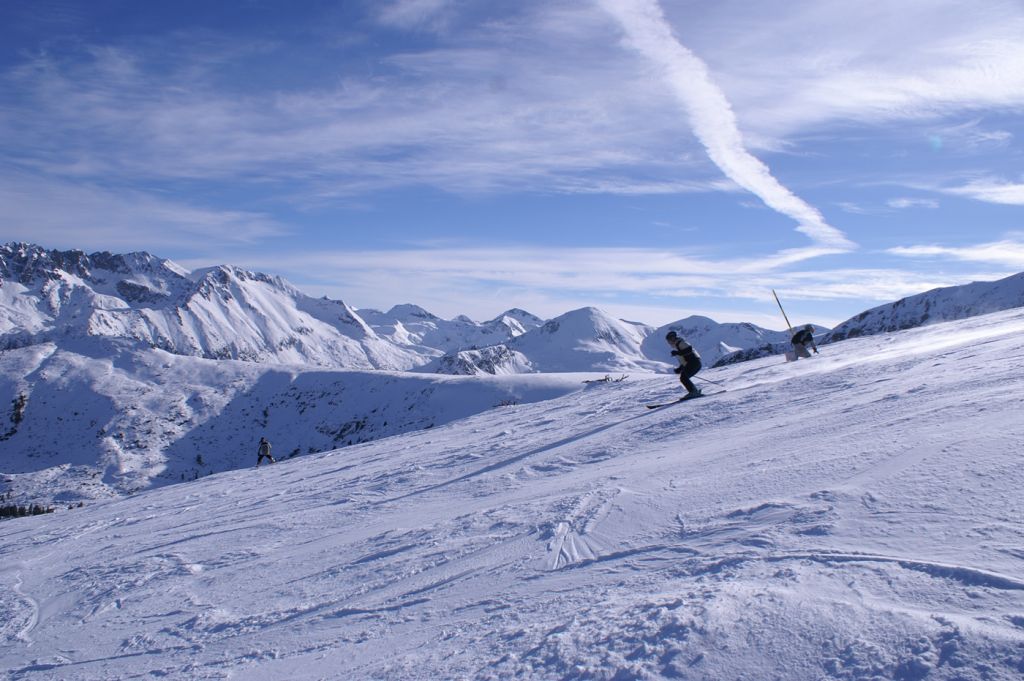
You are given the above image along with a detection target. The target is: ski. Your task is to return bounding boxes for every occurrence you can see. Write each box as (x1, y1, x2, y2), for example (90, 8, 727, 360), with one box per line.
(645, 398, 683, 409)
(645, 393, 704, 409)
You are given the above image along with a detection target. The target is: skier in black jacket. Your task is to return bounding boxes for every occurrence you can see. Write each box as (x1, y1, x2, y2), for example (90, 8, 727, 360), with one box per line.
(665, 331, 702, 397)
(791, 324, 818, 359)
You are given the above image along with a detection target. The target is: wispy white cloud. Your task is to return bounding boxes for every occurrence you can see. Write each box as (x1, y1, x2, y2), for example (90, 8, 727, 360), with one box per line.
(596, 0, 853, 250)
(183, 243, 977, 328)
(942, 179, 1024, 206)
(0, 14, 716, 201)
(927, 120, 1013, 152)
(838, 197, 940, 214)
(889, 239, 1024, 268)
(0, 172, 284, 252)
(837, 202, 880, 216)
(375, 0, 457, 31)
(695, 1, 1024, 140)
(887, 197, 939, 209)
(3, 1, 1021, 211)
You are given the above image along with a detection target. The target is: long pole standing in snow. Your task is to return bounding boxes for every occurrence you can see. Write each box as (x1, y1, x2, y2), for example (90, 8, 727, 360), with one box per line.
(772, 289, 794, 335)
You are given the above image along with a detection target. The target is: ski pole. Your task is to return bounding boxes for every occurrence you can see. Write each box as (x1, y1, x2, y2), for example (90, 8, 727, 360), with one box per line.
(695, 375, 725, 387)
(772, 289, 794, 335)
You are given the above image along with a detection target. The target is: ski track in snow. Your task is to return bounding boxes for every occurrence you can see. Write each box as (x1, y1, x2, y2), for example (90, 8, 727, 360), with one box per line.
(0, 567, 40, 648)
(2, 309, 1024, 679)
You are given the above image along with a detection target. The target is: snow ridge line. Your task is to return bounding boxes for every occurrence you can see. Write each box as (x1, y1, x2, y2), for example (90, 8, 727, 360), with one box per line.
(674, 550, 1024, 591)
(770, 552, 1024, 591)
(538, 537, 1024, 592)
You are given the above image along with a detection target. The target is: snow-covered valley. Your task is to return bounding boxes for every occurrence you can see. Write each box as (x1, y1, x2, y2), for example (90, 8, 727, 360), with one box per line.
(2, 308, 1023, 679)
(0, 337, 599, 504)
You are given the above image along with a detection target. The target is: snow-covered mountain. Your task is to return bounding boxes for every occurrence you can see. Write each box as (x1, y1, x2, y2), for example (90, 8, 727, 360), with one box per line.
(430, 307, 667, 374)
(3, 243, 839, 378)
(509, 307, 664, 372)
(427, 344, 535, 375)
(826, 270, 1024, 342)
(0, 243, 425, 369)
(3, 308, 1023, 680)
(358, 304, 542, 358)
(9, 243, 1024, 379)
(0, 244, 545, 372)
(428, 312, 820, 375)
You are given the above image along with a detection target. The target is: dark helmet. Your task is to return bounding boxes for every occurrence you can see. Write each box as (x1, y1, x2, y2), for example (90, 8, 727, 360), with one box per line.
(665, 330, 678, 340)
(804, 324, 813, 331)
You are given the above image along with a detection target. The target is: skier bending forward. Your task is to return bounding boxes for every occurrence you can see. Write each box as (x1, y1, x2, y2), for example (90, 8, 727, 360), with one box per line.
(791, 324, 819, 359)
(665, 331, 702, 398)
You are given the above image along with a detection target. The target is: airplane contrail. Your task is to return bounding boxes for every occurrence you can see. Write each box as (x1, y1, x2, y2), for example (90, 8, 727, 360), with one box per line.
(598, 0, 854, 250)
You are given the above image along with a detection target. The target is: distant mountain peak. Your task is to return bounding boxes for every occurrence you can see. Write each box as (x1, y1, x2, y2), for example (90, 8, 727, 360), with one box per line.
(502, 307, 539, 318)
(387, 303, 438, 320)
(1, 242, 189, 287)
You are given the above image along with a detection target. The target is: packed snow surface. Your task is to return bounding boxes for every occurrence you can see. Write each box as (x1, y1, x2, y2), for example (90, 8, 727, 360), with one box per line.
(2, 309, 1023, 679)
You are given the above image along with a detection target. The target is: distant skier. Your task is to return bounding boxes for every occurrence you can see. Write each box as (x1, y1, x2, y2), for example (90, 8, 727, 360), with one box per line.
(256, 437, 276, 466)
(665, 330, 702, 398)
(791, 324, 819, 359)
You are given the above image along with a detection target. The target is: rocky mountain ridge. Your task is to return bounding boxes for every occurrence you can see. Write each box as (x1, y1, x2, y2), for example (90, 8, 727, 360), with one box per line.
(825, 270, 1024, 342)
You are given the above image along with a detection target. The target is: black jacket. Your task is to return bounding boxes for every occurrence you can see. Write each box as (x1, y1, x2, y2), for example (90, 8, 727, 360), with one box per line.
(668, 337, 700, 366)
(792, 329, 814, 345)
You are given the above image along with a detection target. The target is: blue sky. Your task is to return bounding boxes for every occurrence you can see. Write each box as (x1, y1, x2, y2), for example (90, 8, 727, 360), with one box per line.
(2, 0, 1023, 328)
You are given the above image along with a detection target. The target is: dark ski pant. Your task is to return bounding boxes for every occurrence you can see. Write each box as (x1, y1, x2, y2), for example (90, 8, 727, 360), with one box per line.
(257, 453, 275, 466)
(677, 358, 702, 393)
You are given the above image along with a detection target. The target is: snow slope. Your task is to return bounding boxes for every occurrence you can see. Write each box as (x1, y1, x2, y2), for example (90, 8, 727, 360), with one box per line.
(2, 308, 1023, 680)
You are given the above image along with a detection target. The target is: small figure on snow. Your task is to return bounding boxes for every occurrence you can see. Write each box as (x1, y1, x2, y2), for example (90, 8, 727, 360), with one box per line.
(665, 331, 702, 398)
(791, 324, 819, 359)
(256, 437, 276, 466)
